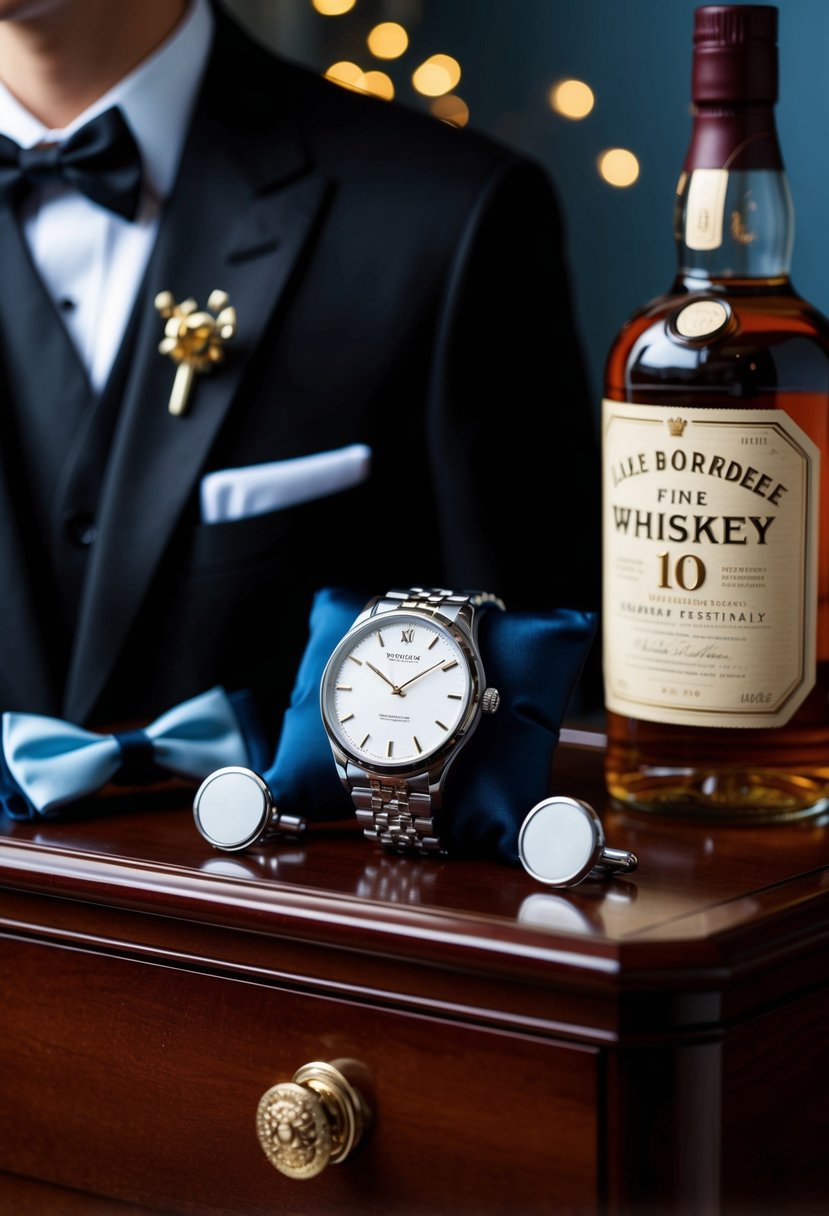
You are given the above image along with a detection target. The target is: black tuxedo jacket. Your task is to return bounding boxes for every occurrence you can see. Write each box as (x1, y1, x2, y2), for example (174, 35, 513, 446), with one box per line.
(0, 4, 600, 737)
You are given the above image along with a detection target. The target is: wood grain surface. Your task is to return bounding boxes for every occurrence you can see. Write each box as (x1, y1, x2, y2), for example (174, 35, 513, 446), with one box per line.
(1, 736, 827, 1215)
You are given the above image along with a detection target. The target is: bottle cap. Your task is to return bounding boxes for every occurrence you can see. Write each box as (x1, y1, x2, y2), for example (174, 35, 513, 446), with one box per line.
(692, 5, 778, 103)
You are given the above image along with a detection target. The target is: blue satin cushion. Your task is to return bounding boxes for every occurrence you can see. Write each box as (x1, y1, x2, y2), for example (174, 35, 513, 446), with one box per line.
(261, 587, 358, 823)
(264, 587, 597, 862)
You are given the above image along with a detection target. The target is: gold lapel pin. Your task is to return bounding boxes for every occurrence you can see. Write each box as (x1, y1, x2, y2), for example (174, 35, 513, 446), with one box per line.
(155, 289, 237, 416)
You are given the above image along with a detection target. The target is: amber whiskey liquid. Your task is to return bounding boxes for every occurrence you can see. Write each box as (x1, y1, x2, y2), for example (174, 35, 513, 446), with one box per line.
(602, 6, 829, 819)
(605, 286, 829, 817)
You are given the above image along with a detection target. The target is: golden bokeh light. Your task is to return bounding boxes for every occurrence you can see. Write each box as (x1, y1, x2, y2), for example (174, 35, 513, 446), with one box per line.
(430, 94, 470, 127)
(367, 22, 409, 59)
(362, 70, 395, 100)
(312, 0, 357, 15)
(598, 147, 640, 187)
(427, 54, 461, 90)
(549, 78, 594, 120)
(412, 62, 450, 96)
(412, 54, 462, 98)
(324, 61, 365, 91)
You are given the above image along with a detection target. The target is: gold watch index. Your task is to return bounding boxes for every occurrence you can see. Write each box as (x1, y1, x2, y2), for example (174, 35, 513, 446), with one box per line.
(322, 612, 472, 766)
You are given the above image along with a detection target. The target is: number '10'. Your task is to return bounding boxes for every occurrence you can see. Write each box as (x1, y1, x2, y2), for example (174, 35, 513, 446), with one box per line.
(657, 551, 706, 591)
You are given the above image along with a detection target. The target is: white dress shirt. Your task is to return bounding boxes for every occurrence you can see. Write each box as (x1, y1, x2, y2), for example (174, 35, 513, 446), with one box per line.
(0, 0, 213, 392)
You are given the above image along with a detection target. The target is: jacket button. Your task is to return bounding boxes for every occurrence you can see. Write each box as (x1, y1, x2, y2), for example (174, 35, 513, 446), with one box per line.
(65, 511, 97, 547)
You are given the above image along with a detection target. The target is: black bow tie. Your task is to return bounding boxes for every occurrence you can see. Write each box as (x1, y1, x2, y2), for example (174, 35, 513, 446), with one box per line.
(0, 106, 142, 222)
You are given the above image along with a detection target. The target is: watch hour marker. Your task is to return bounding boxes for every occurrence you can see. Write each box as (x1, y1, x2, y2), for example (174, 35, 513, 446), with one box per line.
(335, 684, 352, 691)
(360, 733, 370, 748)
(386, 739, 393, 757)
(442, 660, 458, 671)
(347, 654, 363, 666)
(448, 693, 462, 700)
(340, 712, 355, 724)
(428, 635, 439, 650)
(378, 632, 384, 647)
(413, 735, 422, 754)
(435, 719, 448, 731)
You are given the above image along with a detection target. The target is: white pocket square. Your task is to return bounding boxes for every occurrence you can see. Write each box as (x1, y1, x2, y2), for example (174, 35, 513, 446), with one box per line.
(199, 443, 372, 524)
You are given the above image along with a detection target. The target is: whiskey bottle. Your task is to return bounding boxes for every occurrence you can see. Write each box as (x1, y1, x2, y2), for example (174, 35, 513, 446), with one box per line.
(603, 4, 829, 819)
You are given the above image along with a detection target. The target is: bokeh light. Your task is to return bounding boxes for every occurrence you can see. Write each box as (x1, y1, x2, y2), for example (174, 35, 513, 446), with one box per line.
(362, 70, 395, 100)
(312, 0, 357, 15)
(598, 147, 640, 187)
(325, 61, 365, 90)
(549, 78, 594, 120)
(412, 55, 461, 97)
(428, 54, 461, 90)
(430, 94, 470, 127)
(367, 22, 409, 59)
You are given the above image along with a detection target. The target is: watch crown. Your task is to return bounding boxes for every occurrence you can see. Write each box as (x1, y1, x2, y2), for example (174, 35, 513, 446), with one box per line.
(481, 687, 500, 715)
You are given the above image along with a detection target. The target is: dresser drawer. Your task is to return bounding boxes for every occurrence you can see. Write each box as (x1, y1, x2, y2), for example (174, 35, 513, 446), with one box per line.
(0, 936, 600, 1216)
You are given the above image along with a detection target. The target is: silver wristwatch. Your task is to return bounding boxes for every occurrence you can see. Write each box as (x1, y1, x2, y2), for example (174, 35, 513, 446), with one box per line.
(319, 587, 503, 857)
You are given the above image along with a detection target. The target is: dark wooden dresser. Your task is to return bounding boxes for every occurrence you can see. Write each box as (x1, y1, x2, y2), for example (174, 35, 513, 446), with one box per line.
(1, 733, 828, 1216)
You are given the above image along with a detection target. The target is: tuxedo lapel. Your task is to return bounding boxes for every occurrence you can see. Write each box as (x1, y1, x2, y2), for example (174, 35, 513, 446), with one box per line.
(63, 34, 330, 722)
(0, 210, 94, 712)
(0, 437, 58, 711)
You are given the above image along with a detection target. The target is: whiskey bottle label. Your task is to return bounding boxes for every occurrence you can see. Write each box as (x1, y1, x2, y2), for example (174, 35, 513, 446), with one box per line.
(602, 400, 819, 728)
(685, 168, 728, 251)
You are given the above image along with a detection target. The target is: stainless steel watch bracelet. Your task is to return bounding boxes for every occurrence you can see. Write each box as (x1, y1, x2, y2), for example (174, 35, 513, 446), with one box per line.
(342, 587, 502, 858)
(347, 767, 444, 856)
(369, 587, 504, 631)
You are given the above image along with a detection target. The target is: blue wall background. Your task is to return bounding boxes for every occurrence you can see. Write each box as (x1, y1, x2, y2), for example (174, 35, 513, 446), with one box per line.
(227, 0, 829, 418)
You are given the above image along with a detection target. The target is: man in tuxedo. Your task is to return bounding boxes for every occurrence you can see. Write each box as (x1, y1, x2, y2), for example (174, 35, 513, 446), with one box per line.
(0, 0, 600, 741)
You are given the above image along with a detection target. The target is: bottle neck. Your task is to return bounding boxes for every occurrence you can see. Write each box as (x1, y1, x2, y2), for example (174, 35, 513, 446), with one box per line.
(675, 102, 793, 285)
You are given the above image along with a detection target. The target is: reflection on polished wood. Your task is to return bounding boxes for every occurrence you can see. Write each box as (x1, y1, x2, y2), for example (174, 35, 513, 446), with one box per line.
(1, 736, 828, 1214)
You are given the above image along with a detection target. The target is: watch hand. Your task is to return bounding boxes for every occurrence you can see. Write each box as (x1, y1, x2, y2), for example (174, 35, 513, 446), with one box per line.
(395, 659, 447, 692)
(365, 660, 405, 696)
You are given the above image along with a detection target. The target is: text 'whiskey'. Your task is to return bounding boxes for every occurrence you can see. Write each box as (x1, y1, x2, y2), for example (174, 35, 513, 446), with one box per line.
(603, 5, 829, 819)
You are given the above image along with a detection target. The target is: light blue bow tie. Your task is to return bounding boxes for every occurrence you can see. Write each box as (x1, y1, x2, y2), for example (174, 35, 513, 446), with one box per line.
(1, 686, 256, 817)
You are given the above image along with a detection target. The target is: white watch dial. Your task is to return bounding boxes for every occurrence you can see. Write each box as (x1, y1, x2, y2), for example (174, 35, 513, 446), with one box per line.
(323, 613, 473, 767)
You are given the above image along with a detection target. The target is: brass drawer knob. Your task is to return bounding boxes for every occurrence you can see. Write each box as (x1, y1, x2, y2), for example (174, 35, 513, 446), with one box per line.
(256, 1059, 369, 1180)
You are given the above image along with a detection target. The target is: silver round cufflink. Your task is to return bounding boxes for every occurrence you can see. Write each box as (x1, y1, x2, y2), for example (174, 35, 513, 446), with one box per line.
(193, 766, 306, 852)
(518, 796, 638, 888)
